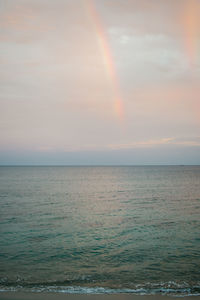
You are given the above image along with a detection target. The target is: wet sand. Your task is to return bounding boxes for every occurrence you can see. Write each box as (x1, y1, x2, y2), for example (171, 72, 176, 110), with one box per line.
(0, 293, 200, 300)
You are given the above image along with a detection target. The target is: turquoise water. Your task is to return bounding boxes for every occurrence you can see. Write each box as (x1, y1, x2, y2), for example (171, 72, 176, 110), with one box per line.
(0, 166, 200, 295)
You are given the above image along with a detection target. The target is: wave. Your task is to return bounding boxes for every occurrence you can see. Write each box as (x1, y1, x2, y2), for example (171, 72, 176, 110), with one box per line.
(1, 281, 200, 296)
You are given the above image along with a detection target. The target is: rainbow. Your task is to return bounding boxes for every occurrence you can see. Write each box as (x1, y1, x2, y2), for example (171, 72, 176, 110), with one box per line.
(182, 0, 200, 66)
(85, 0, 124, 122)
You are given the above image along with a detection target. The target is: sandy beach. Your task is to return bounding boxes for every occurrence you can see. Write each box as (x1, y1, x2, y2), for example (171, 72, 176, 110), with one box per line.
(0, 293, 200, 300)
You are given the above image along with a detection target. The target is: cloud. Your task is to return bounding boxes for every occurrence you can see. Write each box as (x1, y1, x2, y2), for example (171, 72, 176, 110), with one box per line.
(34, 137, 200, 152)
(172, 136, 200, 147)
(107, 137, 200, 150)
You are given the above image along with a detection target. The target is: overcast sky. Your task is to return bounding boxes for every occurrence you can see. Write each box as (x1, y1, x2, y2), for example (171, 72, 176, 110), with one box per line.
(0, 0, 200, 165)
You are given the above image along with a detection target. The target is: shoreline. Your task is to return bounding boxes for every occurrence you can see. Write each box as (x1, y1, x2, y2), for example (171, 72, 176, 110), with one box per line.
(0, 292, 200, 300)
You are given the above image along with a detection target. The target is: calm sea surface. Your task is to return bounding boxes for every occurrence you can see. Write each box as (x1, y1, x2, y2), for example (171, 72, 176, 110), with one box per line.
(0, 166, 200, 295)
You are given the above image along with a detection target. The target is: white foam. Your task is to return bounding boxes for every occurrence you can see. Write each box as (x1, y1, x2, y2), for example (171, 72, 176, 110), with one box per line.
(0, 282, 200, 296)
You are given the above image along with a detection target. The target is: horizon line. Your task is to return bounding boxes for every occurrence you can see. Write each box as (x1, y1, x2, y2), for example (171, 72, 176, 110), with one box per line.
(0, 164, 199, 167)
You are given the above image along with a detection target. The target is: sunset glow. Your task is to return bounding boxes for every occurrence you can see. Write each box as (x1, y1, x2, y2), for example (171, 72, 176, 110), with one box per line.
(0, 0, 199, 165)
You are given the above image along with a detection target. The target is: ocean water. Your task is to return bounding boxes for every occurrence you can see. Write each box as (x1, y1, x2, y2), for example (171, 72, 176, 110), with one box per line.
(0, 166, 200, 295)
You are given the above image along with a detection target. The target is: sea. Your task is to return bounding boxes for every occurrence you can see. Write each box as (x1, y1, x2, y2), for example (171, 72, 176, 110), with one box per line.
(0, 166, 200, 296)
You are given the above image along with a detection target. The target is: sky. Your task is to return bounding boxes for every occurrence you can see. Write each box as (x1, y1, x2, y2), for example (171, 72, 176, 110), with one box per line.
(0, 0, 200, 165)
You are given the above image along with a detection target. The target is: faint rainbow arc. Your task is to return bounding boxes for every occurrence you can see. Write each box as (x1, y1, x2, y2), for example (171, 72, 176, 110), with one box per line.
(86, 0, 124, 122)
(182, 0, 200, 66)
